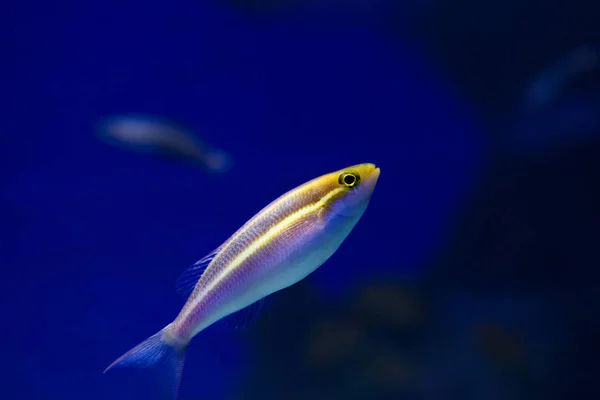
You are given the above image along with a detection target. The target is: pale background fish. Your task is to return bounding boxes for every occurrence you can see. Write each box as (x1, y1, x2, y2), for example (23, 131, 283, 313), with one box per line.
(523, 44, 598, 110)
(97, 114, 233, 173)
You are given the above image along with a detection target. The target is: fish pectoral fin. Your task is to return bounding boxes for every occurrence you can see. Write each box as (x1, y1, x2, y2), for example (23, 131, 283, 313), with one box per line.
(317, 207, 328, 224)
(277, 211, 327, 243)
(176, 246, 222, 299)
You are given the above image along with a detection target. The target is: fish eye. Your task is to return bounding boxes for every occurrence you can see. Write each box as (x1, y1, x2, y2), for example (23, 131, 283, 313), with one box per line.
(338, 172, 360, 188)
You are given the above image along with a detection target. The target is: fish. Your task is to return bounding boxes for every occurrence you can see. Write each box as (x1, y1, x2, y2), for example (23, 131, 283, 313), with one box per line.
(96, 114, 233, 173)
(104, 163, 380, 399)
(504, 45, 600, 155)
(522, 44, 598, 110)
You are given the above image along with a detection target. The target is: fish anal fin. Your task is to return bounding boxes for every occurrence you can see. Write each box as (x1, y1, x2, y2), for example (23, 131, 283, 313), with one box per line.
(216, 298, 266, 331)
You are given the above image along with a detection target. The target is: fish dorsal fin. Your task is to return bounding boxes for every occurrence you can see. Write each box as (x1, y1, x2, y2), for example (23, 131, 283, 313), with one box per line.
(216, 298, 266, 331)
(176, 246, 221, 299)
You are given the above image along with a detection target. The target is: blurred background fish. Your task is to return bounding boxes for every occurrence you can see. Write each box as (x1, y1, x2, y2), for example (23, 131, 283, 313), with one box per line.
(97, 114, 233, 173)
(522, 44, 598, 110)
(504, 44, 600, 155)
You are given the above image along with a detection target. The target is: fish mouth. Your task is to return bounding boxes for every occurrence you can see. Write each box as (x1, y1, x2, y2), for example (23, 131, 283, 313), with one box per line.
(360, 164, 380, 192)
(370, 166, 380, 182)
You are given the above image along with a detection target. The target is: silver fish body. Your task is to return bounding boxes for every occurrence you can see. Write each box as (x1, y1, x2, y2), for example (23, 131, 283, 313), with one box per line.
(104, 163, 380, 399)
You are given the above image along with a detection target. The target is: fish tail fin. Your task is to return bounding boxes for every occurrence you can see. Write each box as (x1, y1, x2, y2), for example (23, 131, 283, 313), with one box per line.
(201, 147, 233, 173)
(104, 325, 188, 400)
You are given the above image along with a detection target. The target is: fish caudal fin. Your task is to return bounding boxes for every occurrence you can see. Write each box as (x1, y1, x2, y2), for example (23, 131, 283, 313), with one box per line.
(104, 326, 188, 400)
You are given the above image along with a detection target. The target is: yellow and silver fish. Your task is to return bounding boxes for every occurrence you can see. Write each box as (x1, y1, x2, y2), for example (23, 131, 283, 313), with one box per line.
(104, 163, 380, 398)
